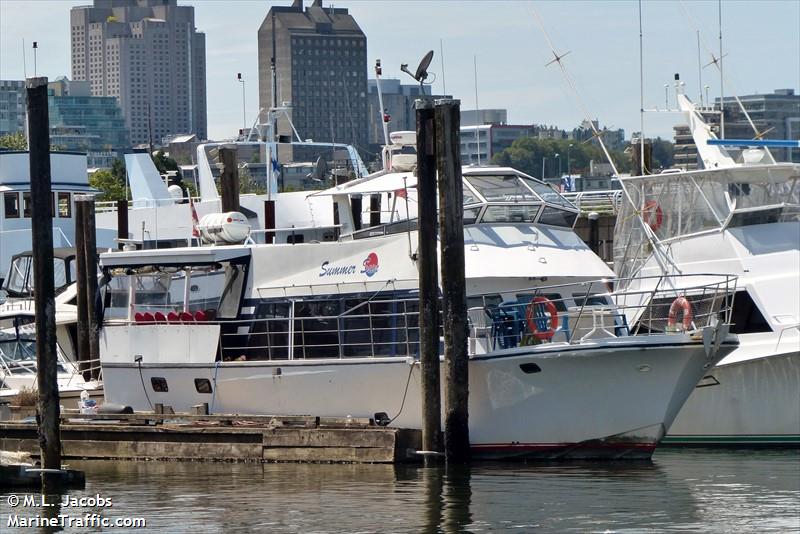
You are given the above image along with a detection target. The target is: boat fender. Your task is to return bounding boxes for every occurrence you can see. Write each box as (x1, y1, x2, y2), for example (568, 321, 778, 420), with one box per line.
(642, 200, 663, 232)
(525, 296, 559, 341)
(97, 403, 134, 415)
(668, 296, 693, 331)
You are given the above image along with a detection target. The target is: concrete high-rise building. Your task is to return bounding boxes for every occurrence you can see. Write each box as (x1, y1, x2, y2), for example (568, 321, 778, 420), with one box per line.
(70, 0, 207, 146)
(0, 80, 26, 137)
(258, 0, 368, 154)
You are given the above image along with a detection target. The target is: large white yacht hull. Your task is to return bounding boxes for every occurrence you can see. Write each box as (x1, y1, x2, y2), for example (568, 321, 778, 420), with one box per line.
(664, 348, 800, 446)
(101, 332, 735, 460)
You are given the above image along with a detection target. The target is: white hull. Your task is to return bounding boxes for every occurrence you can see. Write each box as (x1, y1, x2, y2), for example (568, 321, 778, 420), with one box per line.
(102, 333, 735, 460)
(665, 349, 800, 446)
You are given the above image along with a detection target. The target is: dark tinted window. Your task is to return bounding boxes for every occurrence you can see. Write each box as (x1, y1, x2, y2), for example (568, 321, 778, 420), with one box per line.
(194, 378, 213, 394)
(538, 207, 577, 228)
(4, 192, 19, 218)
(151, 377, 168, 392)
(729, 291, 772, 334)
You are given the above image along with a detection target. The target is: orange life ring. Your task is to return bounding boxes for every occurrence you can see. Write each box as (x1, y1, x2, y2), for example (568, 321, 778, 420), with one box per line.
(668, 296, 693, 331)
(525, 296, 559, 340)
(642, 200, 663, 232)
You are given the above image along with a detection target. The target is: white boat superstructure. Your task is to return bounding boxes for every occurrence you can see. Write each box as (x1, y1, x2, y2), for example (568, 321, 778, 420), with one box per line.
(0, 151, 96, 284)
(613, 89, 800, 446)
(96, 165, 737, 460)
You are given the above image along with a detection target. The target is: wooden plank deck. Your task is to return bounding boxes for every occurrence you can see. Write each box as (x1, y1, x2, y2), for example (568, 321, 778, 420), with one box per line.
(0, 412, 422, 464)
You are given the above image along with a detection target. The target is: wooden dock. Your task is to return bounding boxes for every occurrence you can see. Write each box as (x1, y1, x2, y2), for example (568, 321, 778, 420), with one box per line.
(0, 412, 422, 464)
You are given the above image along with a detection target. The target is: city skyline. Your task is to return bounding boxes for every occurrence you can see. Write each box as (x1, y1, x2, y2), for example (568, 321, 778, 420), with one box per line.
(1, 0, 798, 142)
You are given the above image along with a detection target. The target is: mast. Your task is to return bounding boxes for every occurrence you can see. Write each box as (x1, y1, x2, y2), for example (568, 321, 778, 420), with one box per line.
(473, 55, 481, 165)
(374, 59, 391, 170)
(697, 31, 703, 107)
(638, 0, 645, 174)
(718, 0, 724, 138)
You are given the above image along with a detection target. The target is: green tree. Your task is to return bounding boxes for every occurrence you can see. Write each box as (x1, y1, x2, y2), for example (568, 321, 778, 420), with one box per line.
(650, 137, 674, 170)
(492, 136, 632, 178)
(0, 132, 27, 150)
(89, 169, 127, 201)
(152, 150, 179, 174)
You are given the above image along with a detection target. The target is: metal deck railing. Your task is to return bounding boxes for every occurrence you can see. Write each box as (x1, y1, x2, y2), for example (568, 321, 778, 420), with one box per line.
(562, 190, 623, 215)
(111, 273, 736, 361)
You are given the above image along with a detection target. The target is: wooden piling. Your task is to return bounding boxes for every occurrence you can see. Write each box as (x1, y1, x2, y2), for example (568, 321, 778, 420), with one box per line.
(415, 99, 442, 465)
(116, 198, 129, 249)
(264, 200, 276, 244)
(219, 146, 240, 212)
(26, 76, 61, 470)
(82, 196, 100, 377)
(73, 199, 90, 377)
(434, 99, 470, 463)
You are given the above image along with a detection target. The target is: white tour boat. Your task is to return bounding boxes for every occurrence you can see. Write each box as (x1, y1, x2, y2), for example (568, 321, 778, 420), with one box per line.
(613, 88, 800, 446)
(96, 163, 737, 460)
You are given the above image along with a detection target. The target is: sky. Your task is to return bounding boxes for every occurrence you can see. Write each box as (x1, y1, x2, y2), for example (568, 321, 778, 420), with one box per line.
(1, 0, 798, 142)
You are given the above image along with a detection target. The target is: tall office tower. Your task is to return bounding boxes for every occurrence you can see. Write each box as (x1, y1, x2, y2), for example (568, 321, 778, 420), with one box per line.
(70, 0, 207, 146)
(258, 0, 368, 155)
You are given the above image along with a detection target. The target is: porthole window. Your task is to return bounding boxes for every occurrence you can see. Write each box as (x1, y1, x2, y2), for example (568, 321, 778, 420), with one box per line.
(151, 377, 169, 392)
(519, 362, 542, 374)
(194, 378, 213, 394)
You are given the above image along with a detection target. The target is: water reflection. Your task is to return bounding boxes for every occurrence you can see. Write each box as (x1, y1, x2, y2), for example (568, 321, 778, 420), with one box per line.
(0, 450, 797, 533)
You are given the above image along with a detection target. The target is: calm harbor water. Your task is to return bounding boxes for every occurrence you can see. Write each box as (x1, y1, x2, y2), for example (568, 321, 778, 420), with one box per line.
(2, 449, 798, 533)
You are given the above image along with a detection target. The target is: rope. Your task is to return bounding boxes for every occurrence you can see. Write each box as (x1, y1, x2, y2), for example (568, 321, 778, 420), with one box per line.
(387, 361, 416, 425)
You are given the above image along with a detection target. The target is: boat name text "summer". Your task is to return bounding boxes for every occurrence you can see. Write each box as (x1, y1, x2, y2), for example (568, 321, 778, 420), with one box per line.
(319, 261, 357, 277)
(319, 253, 379, 278)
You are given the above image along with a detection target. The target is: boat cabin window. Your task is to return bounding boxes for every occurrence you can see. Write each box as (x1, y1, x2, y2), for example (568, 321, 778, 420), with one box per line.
(4, 192, 19, 218)
(104, 260, 248, 321)
(0, 315, 68, 374)
(228, 292, 421, 361)
(0, 316, 35, 363)
(466, 174, 540, 203)
(57, 193, 72, 218)
(727, 206, 800, 228)
(728, 291, 772, 334)
(4, 256, 75, 297)
(482, 205, 541, 223)
(538, 206, 578, 228)
(22, 192, 31, 218)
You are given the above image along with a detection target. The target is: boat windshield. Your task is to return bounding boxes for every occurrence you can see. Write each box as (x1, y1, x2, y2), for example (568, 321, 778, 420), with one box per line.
(104, 260, 247, 321)
(462, 172, 578, 228)
(4, 255, 76, 297)
(0, 316, 36, 364)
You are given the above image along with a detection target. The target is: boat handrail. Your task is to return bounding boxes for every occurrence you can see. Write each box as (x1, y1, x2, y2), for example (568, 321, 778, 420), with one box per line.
(774, 323, 800, 353)
(561, 190, 623, 216)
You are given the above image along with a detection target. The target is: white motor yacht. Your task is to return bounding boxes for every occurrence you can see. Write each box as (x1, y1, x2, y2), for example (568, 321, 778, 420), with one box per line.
(96, 164, 737, 460)
(613, 88, 800, 446)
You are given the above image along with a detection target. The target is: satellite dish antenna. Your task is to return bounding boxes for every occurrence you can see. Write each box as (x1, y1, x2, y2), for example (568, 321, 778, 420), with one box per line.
(401, 50, 434, 91)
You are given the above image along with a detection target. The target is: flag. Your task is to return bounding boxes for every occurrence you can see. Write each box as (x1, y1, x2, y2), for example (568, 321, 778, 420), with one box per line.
(394, 187, 407, 199)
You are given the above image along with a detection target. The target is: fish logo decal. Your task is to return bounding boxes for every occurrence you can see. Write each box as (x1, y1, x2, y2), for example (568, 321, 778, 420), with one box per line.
(361, 252, 379, 277)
